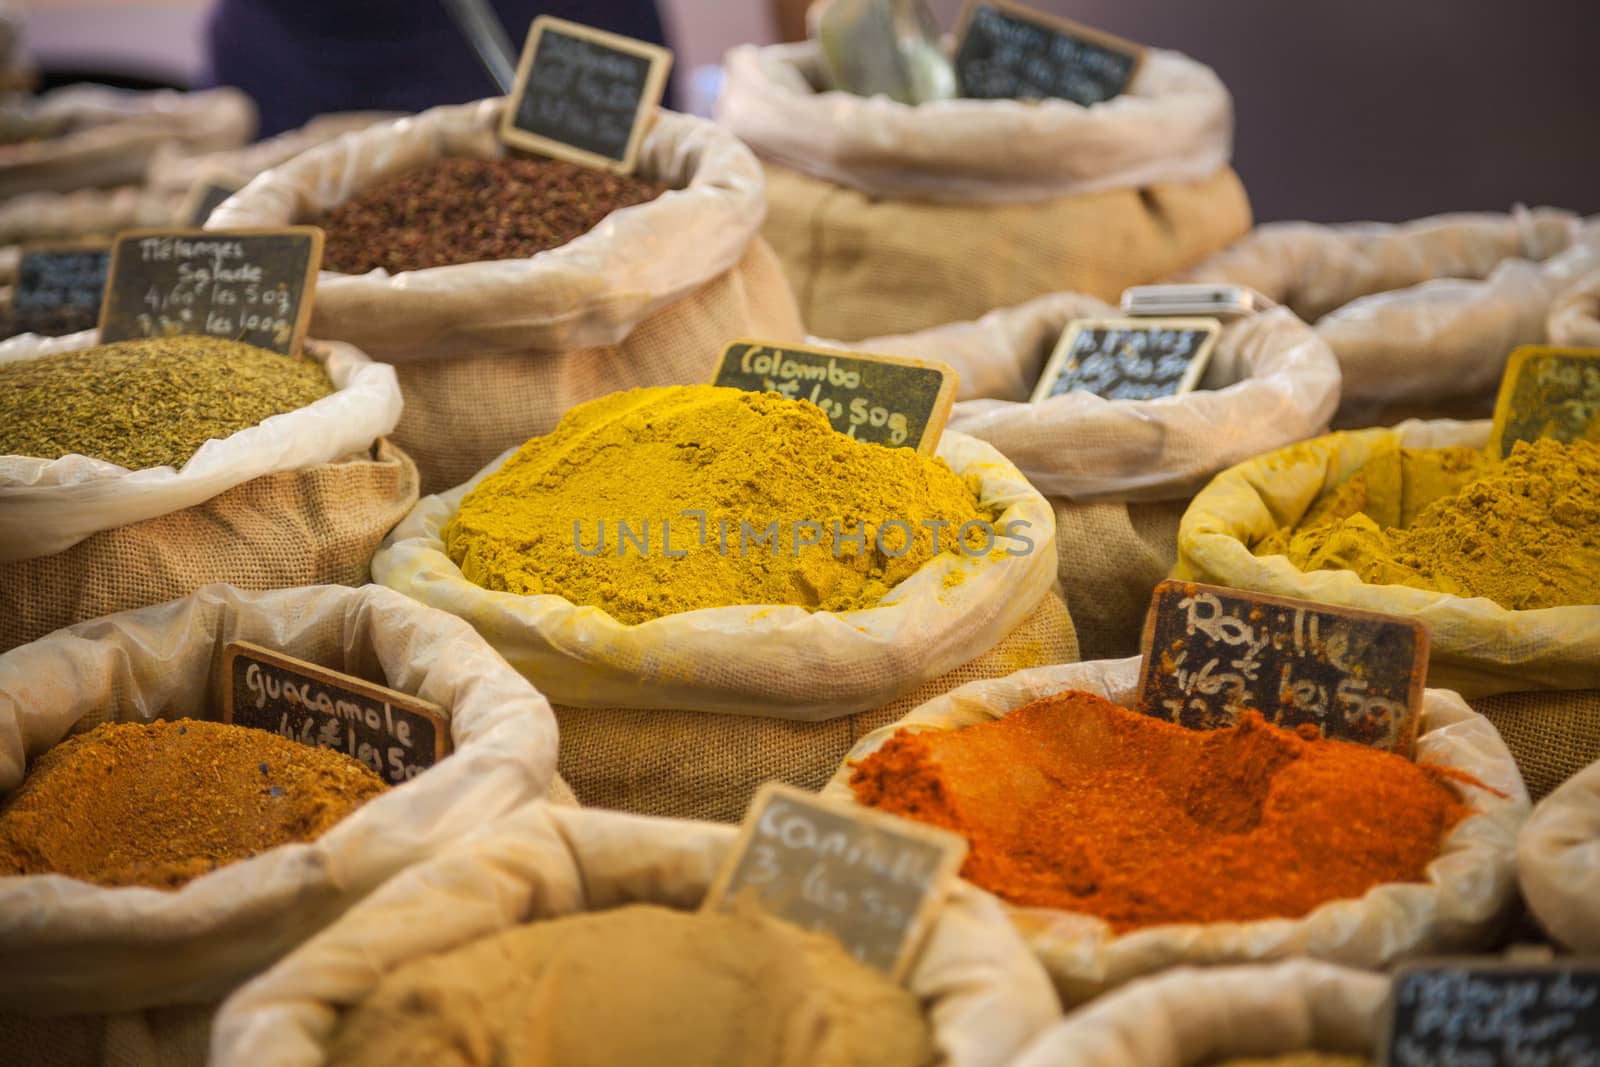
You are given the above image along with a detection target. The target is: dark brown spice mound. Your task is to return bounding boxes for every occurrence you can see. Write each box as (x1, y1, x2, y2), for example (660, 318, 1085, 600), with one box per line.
(0, 719, 389, 889)
(319, 156, 669, 274)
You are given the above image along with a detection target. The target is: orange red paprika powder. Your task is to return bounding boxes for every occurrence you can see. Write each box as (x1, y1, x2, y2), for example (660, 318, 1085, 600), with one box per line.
(849, 689, 1477, 932)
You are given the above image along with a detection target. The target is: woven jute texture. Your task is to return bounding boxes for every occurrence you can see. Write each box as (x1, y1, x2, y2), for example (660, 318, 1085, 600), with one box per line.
(1054, 498, 1188, 662)
(0, 1003, 212, 1067)
(1469, 690, 1600, 803)
(763, 165, 1251, 341)
(553, 589, 1078, 824)
(0, 440, 418, 651)
(392, 239, 803, 495)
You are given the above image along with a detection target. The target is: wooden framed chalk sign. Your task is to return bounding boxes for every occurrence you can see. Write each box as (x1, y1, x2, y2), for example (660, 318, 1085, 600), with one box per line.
(1135, 580, 1428, 756)
(499, 15, 673, 175)
(98, 227, 323, 356)
(712, 338, 959, 454)
(181, 171, 243, 228)
(1488, 344, 1600, 459)
(1380, 960, 1600, 1067)
(953, 0, 1145, 106)
(10, 241, 111, 337)
(222, 641, 450, 787)
(1030, 317, 1220, 404)
(701, 783, 967, 982)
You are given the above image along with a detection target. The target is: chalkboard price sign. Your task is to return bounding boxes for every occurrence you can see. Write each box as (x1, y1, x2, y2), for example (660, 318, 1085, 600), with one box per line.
(1382, 962, 1600, 1067)
(1488, 345, 1600, 459)
(702, 784, 967, 980)
(183, 174, 242, 227)
(222, 641, 450, 787)
(953, 0, 1145, 106)
(98, 227, 322, 356)
(712, 338, 958, 453)
(500, 16, 673, 174)
(1030, 317, 1221, 403)
(11, 243, 111, 336)
(1136, 580, 1428, 755)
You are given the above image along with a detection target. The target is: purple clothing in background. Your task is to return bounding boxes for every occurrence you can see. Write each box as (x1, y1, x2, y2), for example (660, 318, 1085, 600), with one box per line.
(202, 0, 673, 138)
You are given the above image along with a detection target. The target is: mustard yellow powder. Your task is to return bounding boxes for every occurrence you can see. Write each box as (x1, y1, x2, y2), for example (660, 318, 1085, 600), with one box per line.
(1256, 439, 1600, 610)
(443, 385, 997, 624)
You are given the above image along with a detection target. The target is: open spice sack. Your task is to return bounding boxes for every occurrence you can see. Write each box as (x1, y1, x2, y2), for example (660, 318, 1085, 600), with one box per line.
(210, 99, 803, 494)
(0, 329, 411, 651)
(716, 41, 1250, 341)
(834, 295, 1340, 659)
(1178, 208, 1600, 426)
(0, 582, 558, 1067)
(209, 801, 1060, 1067)
(1010, 960, 1387, 1067)
(0, 85, 255, 198)
(1518, 757, 1600, 954)
(373, 384, 1071, 822)
(820, 657, 1526, 1005)
(1175, 419, 1600, 796)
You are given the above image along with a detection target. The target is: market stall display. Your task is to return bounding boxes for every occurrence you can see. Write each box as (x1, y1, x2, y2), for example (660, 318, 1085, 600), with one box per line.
(1179, 209, 1600, 425)
(1518, 757, 1600, 953)
(837, 294, 1339, 658)
(717, 39, 1250, 340)
(0, 329, 409, 651)
(821, 656, 1527, 1004)
(209, 99, 804, 494)
(373, 384, 1068, 821)
(208, 802, 1060, 1067)
(0, 582, 558, 1063)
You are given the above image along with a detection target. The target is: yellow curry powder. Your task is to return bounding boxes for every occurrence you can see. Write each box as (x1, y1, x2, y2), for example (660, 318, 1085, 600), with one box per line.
(444, 385, 996, 624)
(1256, 438, 1600, 610)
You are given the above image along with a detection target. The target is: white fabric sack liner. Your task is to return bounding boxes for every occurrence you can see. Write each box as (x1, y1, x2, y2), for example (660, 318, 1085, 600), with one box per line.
(716, 40, 1233, 203)
(209, 801, 1061, 1067)
(1518, 758, 1600, 954)
(1011, 960, 1387, 1067)
(838, 298, 1340, 501)
(821, 656, 1528, 1004)
(371, 430, 1058, 718)
(1178, 419, 1600, 697)
(209, 100, 767, 360)
(1548, 268, 1600, 348)
(0, 329, 404, 563)
(0, 583, 559, 1014)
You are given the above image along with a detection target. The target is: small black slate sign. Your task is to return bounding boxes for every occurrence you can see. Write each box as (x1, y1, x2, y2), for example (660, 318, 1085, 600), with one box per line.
(1382, 962, 1600, 1067)
(222, 641, 450, 786)
(1488, 345, 1600, 459)
(713, 338, 958, 453)
(500, 15, 672, 174)
(702, 784, 966, 981)
(98, 227, 322, 356)
(1030, 317, 1221, 403)
(1136, 580, 1428, 755)
(953, 0, 1144, 106)
(11, 243, 110, 336)
(183, 176, 241, 227)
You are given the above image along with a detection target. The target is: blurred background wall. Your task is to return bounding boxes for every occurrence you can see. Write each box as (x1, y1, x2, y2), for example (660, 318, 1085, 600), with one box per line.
(18, 0, 1600, 222)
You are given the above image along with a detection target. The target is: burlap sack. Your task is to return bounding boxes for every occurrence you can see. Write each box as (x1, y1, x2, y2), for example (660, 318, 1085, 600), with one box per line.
(1175, 419, 1600, 699)
(1468, 690, 1600, 803)
(717, 40, 1250, 339)
(838, 296, 1340, 658)
(209, 802, 1061, 1067)
(1549, 268, 1600, 348)
(211, 100, 804, 494)
(0, 583, 559, 1066)
(1179, 209, 1600, 425)
(821, 657, 1528, 1005)
(1011, 961, 1386, 1066)
(1518, 757, 1600, 953)
(555, 587, 1077, 822)
(0, 85, 255, 197)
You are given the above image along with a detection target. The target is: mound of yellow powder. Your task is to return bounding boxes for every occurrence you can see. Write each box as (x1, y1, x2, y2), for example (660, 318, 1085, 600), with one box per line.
(1256, 438, 1600, 610)
(324, 903, 934, 1067)
(444, 385, 996, 623)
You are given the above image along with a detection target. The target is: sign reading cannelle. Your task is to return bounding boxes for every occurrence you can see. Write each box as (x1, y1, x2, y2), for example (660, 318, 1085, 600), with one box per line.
(712, 338, 958, 454)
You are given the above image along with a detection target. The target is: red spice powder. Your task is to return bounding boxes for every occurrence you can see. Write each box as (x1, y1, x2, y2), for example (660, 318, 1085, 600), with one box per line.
(848, 690, 1476, 932)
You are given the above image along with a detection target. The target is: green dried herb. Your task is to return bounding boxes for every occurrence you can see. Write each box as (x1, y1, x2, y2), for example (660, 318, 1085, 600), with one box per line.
(0, 335, 334, 470)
